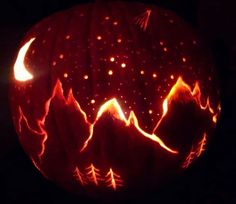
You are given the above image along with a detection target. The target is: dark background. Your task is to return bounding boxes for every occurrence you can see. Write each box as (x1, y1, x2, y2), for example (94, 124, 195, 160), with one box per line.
(0, 0, 235, 203)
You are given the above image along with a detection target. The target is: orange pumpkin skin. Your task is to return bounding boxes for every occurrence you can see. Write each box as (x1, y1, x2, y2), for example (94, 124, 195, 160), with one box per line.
(10, 2, 220, 197)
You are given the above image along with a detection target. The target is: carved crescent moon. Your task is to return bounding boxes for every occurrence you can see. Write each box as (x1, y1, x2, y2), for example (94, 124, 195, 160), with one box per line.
(14, 38, 35, 81)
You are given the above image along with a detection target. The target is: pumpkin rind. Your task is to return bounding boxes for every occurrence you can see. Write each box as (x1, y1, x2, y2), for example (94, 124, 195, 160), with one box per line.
(10, 2, 220, 196)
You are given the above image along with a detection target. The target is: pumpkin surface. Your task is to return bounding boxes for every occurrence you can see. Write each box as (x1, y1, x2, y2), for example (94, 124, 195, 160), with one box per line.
(10, 1, 221, 197)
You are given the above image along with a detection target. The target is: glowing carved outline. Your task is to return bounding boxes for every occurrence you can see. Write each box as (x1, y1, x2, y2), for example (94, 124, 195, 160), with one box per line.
(86, 164, 103, 186)
(17, 75, 220, 161)
(105, 168, 123, 190)
(15, 39, 219, 162)
(18, 79, 179, 160)
(73, 166, 87, 185)
(153, 77, 219, 133)
(80, 97, 178, 154)
(182, 132, 207, 168)
(135, 9, 152, 31)
(14, 38, 35, 81)
(18, 79, 61, 158)
(196, 132, 207, 157)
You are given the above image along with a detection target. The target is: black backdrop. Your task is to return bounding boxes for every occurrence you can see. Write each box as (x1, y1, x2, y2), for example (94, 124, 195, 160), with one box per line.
(0, 0, 235, 203)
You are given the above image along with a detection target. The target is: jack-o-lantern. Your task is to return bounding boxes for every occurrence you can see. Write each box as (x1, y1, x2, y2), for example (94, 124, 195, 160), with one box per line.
(10, 1, 221, 198)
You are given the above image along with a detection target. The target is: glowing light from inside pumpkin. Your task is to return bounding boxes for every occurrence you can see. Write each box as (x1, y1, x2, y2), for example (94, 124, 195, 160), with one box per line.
(110, 57, 115, 62)
(121, 63, 126, 68)
(14, 38, 35, 81)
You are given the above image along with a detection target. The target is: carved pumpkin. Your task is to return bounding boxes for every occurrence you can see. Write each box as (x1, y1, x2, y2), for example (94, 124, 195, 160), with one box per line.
(10, 1, 220, 198)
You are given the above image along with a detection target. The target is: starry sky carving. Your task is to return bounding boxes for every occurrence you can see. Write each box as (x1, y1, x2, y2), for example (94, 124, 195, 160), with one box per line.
(22, 2, 219, 133)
